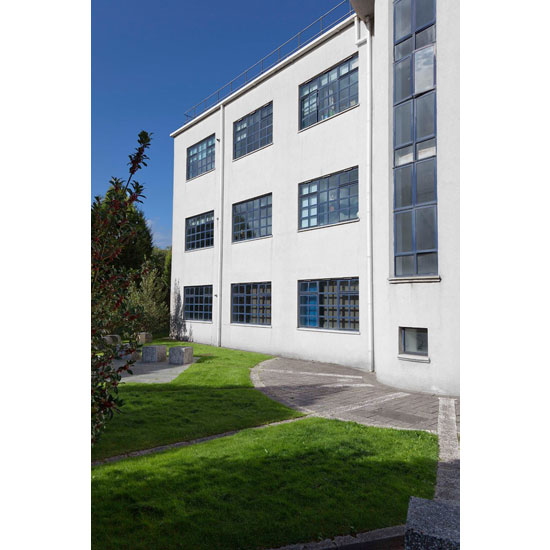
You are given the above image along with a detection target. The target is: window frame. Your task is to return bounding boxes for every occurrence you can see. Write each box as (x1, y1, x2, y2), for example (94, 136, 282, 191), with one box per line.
(298, 167, 359, 231)
(297, 277, 359, 332)
(299, 54, 359, 130)
(233, 102, 273, 160)
(399, 326, 429, 356)
(185, 210, 215, 251)
(183, 285, 213, 322)
(393, 0, 438, 277)
(231, 282, 272, 326)
(232, 193, 272, 243)
(186, 134, 216, 181)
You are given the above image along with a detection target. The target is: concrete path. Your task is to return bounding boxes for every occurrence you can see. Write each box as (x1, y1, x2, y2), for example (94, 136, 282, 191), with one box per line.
(252, 357, 456, 433)
(115, 357, 197, 384)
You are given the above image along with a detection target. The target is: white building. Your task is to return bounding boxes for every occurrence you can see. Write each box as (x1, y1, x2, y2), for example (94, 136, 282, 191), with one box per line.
(169, 0, 459, 396)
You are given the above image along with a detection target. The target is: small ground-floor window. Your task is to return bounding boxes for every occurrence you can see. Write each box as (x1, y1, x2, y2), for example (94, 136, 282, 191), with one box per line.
(183, 285, 213, 321)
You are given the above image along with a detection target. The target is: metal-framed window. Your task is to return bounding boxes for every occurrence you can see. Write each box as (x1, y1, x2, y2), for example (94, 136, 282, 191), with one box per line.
(393, 0, 438, 276)
(184, 285, 213, 321)
(299, 167, 358, 230)
(399, 326, 428, 356)
(233, 102, 273, 160)
(299, 54, 359, 130)
(232, 193, 272, 242)
(298, 278, 359, 331)
(185, 211, 214, 251)
(187, 134, 215, 180)
(231, 282, 271, 325)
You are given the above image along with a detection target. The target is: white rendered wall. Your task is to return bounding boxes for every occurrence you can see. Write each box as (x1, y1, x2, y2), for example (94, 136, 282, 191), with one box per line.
(370, 0, 459, 395)
(171, 3, 459, 395)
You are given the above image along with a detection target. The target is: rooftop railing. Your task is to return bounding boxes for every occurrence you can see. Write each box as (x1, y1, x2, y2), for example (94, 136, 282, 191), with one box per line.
(181, 0, 354, 126)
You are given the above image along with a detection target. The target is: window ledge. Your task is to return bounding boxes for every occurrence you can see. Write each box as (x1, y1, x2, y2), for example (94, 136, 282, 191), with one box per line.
(298, 217, 360, 233)
(297, 327, 360, 335)
(230, 323, 272, 329)
(398, 354, 430, 363)
(184, 319, 213, 325)
(232, 142, 274, 162)
(388, 276, 441, 284)
(298, 103, 360, 133)
(232, 234, 273, 245)
(186, 167, 216, 183)
(184, 245, 215, 253)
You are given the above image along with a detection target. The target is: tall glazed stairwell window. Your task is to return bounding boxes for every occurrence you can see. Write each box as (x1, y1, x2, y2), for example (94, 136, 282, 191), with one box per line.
(393, 0, 438, 276)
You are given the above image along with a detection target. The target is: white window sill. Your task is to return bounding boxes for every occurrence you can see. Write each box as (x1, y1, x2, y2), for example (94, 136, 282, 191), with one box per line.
(231, 323, 272, 329)
(297, 327, 360, 335)
(298, 217, 360, 233)
(232, 142, 274, 162)
(388, 276, 441, 284)
(186, 167, 216, 183)
(398, 354, 430, 363)
(298, 103, 360, 133)
(232, 234, 273, 245)
(184, 319, 213, 325)
(184, 245, 215, 253)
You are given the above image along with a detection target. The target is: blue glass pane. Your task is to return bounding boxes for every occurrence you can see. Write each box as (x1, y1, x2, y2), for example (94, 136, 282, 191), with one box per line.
(415, 0, 435, 30)
(395, 0, 412, 42)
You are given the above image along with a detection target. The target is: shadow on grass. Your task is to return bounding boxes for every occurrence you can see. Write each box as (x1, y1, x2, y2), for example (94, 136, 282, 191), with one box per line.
(92, 418, 438, 550)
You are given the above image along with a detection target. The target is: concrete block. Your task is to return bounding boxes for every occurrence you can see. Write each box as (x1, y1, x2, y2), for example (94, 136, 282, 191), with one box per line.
(405, 497, 459, 550)
(119, 345, 141, 362)
(142, 345, 167, 363)
(137, 332, 153, 345)
(169, 346, 193, 365)
(103, 334, 122, 346)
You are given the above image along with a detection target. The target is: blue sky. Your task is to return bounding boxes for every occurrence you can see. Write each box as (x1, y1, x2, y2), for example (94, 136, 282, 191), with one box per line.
(92, 0, 342, 248)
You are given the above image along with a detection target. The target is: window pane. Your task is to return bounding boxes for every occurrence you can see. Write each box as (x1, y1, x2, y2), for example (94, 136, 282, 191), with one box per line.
(417, 252, 438, 274)
(395, 211, 413, 253)
(395, 165, 413, 208)
(415, 0, 435, 30)
(396, 255, 414, 276)
(395, 0, 412, 42)
(394, 58, 412, 103)
(416, 158, 436, 204)
(415, 206, 436, 250)
(416, 138, 436, 160)
(403, 327, 428, 354)
(395, 37, 413, 60)
(395, 145, 414, 166)
(414, 45, 435, 94)
(416, 24, 435, 49)
(415, 92, 435, 141)
(395, 101, 413, 147)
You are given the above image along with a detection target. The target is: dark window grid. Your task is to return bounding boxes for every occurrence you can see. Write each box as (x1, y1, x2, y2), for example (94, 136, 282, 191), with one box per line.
(184, 286, 213, 321)
(299, 168, 359, 230)
(185, 211, 214, 250)
(187, 135, 215, 180)
(298, 278, 359, 332)
(393, 0, 437, 277)
(393, 92, 437, 156)
(393, 205, 438, 275)
(231, 283, 271, 325)
(394, 158, 437, 212)
(233, 103, 273, 159)
(299, 55, 359, 130)
(394, 0, 436, 47)
(232, 194, 272, 242)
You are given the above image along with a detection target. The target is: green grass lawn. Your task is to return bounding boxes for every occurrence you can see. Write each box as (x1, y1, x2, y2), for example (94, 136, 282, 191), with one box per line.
(92, 340, 303, 461)
(92, 417, 438, 550)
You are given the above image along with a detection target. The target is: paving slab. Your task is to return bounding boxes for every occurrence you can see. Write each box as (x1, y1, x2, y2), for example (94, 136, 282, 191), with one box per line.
(252, 357, 456, 432)
(114, 357, 197, 384)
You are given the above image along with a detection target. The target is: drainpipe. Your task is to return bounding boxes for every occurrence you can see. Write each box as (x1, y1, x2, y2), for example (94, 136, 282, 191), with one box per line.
(365, 16, 375, 372)
(216, 104, 225, 347)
